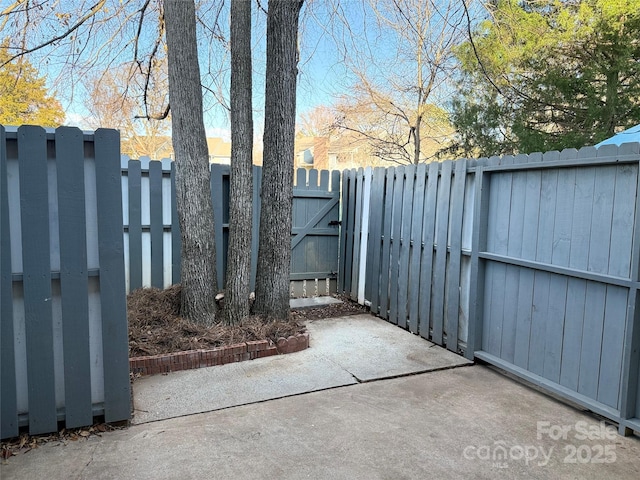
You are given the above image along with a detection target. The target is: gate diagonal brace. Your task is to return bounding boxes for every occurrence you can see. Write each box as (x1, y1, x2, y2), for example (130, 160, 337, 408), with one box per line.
(291, 197, 339, 249)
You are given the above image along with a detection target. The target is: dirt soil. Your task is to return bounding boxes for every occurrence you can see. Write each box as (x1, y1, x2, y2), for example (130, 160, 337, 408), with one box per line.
(128, 284, 368, 358)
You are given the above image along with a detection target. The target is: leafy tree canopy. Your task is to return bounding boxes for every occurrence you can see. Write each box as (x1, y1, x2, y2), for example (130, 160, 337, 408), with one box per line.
(449, 0, 640, 157)
(0, 40, 65, 127)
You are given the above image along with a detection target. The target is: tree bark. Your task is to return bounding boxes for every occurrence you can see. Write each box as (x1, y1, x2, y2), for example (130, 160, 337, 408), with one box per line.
(164, 0, 218, 326)
(254, 0, 303, 320)
(224, 0, 253, 326)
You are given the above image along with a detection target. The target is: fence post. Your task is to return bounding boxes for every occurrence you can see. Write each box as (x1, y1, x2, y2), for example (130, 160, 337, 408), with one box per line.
(618, 142, 640, 435)
(466, 164, 490, 360)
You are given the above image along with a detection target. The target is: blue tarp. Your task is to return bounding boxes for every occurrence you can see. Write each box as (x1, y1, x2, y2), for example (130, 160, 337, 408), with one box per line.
(595, 124, 640, 147)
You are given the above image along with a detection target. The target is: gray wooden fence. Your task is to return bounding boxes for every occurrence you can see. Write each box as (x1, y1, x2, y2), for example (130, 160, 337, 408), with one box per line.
(121, 159, 340, 296)
(341, 144, 640, 435)
(1, 126, 131, 440)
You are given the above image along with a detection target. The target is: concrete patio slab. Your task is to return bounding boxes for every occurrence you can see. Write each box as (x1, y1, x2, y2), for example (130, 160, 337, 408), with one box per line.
(305, 315, 472, 382)
(2, 366, 639, 480)
(131, 314, 470, 424)
(131, 350, 358, 424)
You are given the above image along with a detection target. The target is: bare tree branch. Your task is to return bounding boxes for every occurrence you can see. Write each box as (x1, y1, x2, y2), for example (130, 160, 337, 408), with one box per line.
(0, 0, 108, 68)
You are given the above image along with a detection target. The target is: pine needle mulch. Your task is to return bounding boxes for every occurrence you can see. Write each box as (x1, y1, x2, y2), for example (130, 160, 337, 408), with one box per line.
(127, 285, 306, 358)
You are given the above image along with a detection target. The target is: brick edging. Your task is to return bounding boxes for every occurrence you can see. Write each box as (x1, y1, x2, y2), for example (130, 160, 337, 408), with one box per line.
(129, 332, 309, 376)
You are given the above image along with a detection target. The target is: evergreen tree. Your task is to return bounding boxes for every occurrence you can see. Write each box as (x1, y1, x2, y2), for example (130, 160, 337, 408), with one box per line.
(0, 40, 64, 127)
(450, 0, 640, 157)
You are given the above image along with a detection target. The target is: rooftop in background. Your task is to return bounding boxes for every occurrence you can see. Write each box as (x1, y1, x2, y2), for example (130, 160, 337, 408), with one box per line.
(595, 124, 640, 147)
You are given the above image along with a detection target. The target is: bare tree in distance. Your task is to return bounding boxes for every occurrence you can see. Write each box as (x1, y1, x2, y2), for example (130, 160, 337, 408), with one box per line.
(83, 63, 172, 159)
(296, 104, 336, 137)
(253, 0, 304, 320)
(224, 0, 253, 326)
(311, 0, 468, 164)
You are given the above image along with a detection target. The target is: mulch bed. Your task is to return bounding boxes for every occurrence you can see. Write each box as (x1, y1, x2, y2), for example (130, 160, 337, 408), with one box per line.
(127, 284, 368, 358)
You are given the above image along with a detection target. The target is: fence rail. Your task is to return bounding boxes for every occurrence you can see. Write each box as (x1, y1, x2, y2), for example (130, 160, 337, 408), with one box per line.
(341, 144, 640, 435)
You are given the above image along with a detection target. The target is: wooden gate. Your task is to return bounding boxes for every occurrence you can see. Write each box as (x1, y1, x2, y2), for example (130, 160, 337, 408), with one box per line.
(290, 169, 341, 296)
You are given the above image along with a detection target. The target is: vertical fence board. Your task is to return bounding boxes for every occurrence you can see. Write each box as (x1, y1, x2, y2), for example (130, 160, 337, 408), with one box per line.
(559, 164, 595, 388)
(308, 168, 319, 188)
(431, 161, 452, 345)
(250, 165, 262, 291)
(528, 273, 551, 378)
(1, 126, 18, 439)
(543, 163, 576, 383)
(418, 162, 439, 338)
(18, 126, 57, 434)
(210, 164, 225, 289)
(397, 165, 414, 328)
(408, 164, 427, 333)
(577, 282, 607, 399)
(94, 129, 130, 423)
(597, 286, 627, 408)
(344, 170, 357, 296)
(379, 168, 395, 320)
(484, 171, 504, 355)
(128, 160, 143, 290)
(608, 164, 636, 278)
(170, 162, 181, 285)
(561, 278, 587, 391)
(526, 167, 558, 376)
(388, 167, 405, 325)
(357, 168, 372, 304)
(588, 166, 616, 274)
(338, 170, 351, 293)
(319, 169, 329, 190)
(149, 161, 164, 288)
(350, 169, 364, 300)
(445, 159, 467, 351)
(338, 170, 349, 293)
(291, 169, 307, 287)
(513, 168, 542, 368)
(55, 127, 93, 428)
(366, 168, 385, 311)
(501, 171, 526, 364)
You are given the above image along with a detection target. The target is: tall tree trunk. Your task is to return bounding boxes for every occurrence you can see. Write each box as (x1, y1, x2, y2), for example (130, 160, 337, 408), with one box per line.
(413, 115, 421, 165)
(254, 0, 303, 320)
(224, 0, 253, 325)
(164, 0, 218, 326)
